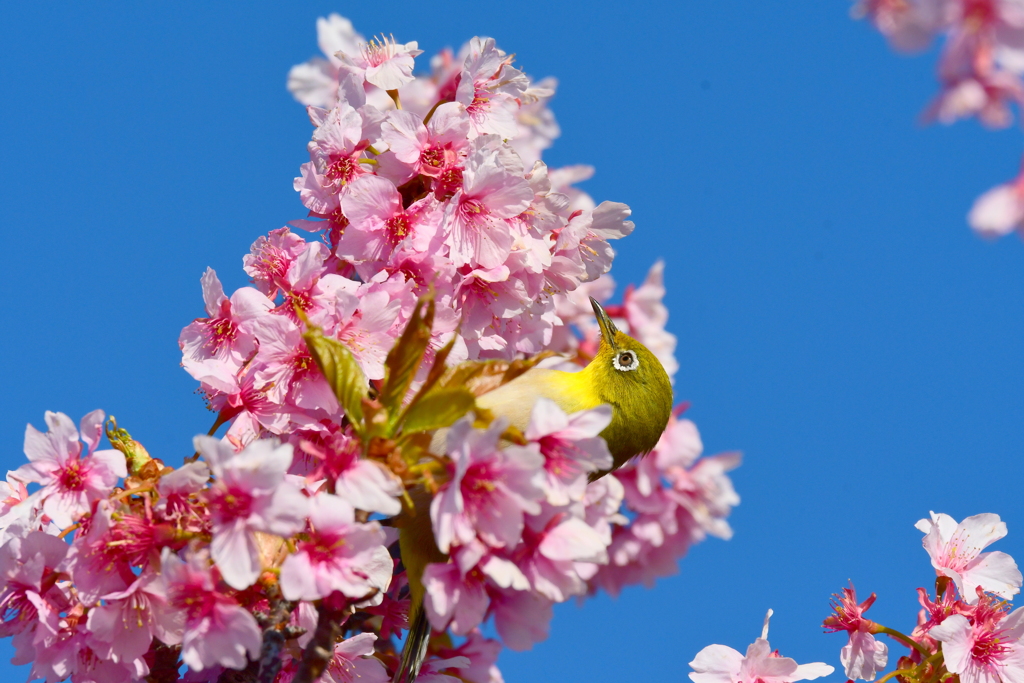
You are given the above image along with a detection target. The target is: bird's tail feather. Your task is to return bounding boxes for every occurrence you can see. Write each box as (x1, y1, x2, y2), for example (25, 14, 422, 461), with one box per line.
(394, 604, 431, 683)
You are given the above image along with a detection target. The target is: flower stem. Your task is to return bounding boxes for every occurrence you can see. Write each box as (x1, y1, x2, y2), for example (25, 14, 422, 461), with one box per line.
(57, 524, 79, 540)
(877, 626, 933, 659)
(111, 483, 154, 502)
(874, 650, 944, 683)
(421, 98, 447, 126)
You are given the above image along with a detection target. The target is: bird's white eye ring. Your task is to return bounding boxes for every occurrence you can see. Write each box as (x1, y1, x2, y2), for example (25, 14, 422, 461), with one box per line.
(613, 350, 639, 372)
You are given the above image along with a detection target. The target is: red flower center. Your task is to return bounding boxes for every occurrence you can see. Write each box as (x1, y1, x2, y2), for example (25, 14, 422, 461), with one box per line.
(972, 630, 1010, 666)
(59, 458, 88, 492)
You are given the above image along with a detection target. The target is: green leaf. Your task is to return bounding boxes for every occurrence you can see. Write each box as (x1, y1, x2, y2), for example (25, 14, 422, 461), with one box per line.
(380, 299, 434, 423)
(400, 387, 475, 435)
(303, 327, 367, 431)
(405, 333, 457, 409)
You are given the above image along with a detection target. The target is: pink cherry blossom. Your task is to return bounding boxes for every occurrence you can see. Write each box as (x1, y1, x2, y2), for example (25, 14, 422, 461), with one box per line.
(0, 471, 49, 545)
(622, 260, 679, 380)
(156, 459, 210, 518)
(489, 588, 553, 651)
(430, 416, 545, 553)
(16, 410, 126, 528)
(381, 103, 470, 179)
(516, 513, 609, 602)
(24, 625, 144, 683)
(286, 14, 365, 108)
(455, 37, 527, 139)
(511, 78, 560, 168)
(296, 426, 403, 516)
(925, 71, 1024, 128)
(916, 583, 963, 633)
(452, 264, 532, 357)
(824, 584, 889, 681)
(916, 511, 1022, 603)
(524, 399, 613, 506)
(969, 175, 1024, 238)
(443, 139, 534, 269)
(250, 313, 338, 412)
(336, 174, 441, 268)
(563, 200, 635, 281)
(548, 164, 597, 214)
(160, 547, 260, 672)
(243, 227, 310, 299)
(417, 655, 473, 683)
(195, 435, 309, 589)
(548, 276, 615, 354)
(338, 35, 423, 91)
(852, 0, 946, 53)
(0, 531, 69, 644)
(434, 631, 505, 683)
(321, 282, 406, 381)
(690, 611, 834, 683)
(279, 493, 392, 601)
(65, 501, 138, 605)
(362, 566, 409, 639)
(266, 240, 339, 323)
(212, 365, 308, 446)
(179, 268, 273, 393)
(299, 105, 373, 211)
(86, 572, 182, 669)
(422, 561, 490, 634)
(593, 413, 740, 596)
(930, 608, 1024, 683)
(319, 632, 391, 683)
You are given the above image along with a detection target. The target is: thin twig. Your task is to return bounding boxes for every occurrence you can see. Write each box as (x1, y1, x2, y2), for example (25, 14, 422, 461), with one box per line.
(256, 581, 298, 683)
(293, 600, 347, 683)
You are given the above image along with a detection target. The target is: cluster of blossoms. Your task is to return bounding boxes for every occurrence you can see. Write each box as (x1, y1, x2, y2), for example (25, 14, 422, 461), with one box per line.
(0, 14, 740, 683)
(690, 511, 1024, 683)
(854, 0, 1024, 238)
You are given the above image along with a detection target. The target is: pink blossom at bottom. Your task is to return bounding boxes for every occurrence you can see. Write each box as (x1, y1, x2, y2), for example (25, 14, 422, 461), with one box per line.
(85, 572, 183, 669)
(523, 399, 612, 506)
(423, 562, 489, 634)
(434, 631, 504, 683)
(430, 417, 544, 554)
(823, 584, 888, 681)
(417, 655, 472, 683)
(929, 609, 1024, 683)
(195, 435, 309, 590)
(160, 548, 260, 672)
(278, 493, 392, 601)
(320, 632, 390, 683)
(690, 611, 834, 683)
(489, 589, 552, 651)
(0, 530, 69, 648)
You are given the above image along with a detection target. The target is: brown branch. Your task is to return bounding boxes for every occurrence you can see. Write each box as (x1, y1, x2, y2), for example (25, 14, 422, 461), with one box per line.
(146, 642, 182, 683)
(293, 600, 348, 683)
(256, 581, 298, 683)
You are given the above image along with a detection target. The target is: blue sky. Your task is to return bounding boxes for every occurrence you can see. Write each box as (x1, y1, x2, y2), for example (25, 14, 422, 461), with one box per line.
(2, 2, 1023, 682)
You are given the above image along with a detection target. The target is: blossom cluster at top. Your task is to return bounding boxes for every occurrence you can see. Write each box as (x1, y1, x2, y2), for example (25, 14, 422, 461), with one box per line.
(854, 0, 1024, 238)
(0, 14, 740, 683)
(689, 511, 1024, 683)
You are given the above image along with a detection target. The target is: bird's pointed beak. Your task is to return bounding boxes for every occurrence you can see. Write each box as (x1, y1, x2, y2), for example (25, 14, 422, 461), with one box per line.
(589, 297, 619, 349)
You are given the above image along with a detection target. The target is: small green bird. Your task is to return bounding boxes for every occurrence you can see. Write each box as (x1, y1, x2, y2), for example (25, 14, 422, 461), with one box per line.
(395, 297, 674, 682)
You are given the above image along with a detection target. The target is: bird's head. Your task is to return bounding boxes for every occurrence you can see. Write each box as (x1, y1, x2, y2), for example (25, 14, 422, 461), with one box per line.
(587, 297, 674, 469)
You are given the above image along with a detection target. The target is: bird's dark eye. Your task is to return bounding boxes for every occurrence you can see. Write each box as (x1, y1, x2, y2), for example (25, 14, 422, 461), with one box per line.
(613, 349, 639, 372)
